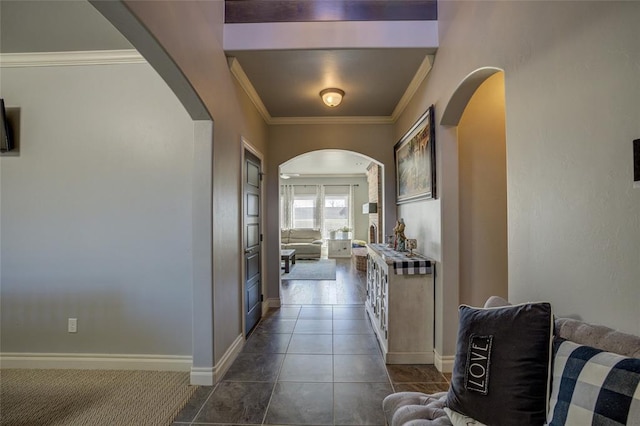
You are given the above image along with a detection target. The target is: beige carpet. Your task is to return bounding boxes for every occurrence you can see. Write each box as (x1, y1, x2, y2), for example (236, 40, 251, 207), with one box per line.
(0, 369, 197, 426)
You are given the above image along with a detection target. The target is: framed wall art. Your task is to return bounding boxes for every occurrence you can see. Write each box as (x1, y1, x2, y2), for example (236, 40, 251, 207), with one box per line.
(394, 105, 436, 204)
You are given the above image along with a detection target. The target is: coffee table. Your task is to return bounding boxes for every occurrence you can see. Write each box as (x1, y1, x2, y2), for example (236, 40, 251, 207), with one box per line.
(280, 249, 296, 273)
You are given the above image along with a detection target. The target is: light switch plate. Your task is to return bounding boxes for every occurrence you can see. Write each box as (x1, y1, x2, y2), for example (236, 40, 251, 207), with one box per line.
(634, 139, 639, 188)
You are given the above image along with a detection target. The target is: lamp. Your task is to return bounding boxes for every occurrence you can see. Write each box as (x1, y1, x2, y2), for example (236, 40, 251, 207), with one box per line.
(320, 88, 345, 107)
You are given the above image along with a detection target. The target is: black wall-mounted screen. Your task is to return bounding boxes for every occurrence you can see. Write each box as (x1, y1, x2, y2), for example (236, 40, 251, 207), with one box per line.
(0, 98, 14, 153)
(634, 139, 640, 183)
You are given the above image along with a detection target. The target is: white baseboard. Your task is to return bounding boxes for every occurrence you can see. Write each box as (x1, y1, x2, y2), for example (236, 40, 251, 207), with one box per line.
(434, 350, 455, 373)
(385, 351, 434, 364)
(267, 297, 281, 309)
(190, 367, 215, 386)
(190, 333, 244, 386)
(0, 352, 192, 371)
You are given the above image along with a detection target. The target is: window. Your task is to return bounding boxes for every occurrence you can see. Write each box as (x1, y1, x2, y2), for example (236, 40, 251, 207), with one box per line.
(292, 196, 316, 229)
(281, 184, 353, 236)
(323, 195, 349, 238)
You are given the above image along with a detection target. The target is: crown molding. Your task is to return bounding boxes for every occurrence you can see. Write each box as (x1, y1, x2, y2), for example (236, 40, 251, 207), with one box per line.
(228, 53, 433, 126)
(269, 116, 394, 125)
(229, 56, 393, 125)
(228, 56, 272, 123)
(391, 54, 434, 121)
(0, 49, 145, 68)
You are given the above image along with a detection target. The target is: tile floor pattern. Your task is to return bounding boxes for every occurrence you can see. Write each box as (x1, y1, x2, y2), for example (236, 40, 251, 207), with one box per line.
(172, 304, 450, 425)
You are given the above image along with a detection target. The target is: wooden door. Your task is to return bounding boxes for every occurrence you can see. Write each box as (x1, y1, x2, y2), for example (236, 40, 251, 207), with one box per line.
(244, 149, 262, 335)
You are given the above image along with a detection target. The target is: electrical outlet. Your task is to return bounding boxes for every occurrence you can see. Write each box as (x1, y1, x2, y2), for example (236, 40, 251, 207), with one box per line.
(68, 318, 77, 333)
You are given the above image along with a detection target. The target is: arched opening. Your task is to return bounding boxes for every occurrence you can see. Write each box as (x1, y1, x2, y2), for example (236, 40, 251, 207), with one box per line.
(443, 68, 508, 307)
(278, 149, 384, 274)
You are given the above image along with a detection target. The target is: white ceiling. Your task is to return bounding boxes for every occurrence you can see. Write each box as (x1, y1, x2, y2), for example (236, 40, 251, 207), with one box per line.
(280, 150, 373, 177)
(0, 0, 435, 176)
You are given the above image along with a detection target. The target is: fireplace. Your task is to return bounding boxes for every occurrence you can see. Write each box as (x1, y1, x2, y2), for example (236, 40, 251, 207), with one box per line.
(369, 224, 377, 244)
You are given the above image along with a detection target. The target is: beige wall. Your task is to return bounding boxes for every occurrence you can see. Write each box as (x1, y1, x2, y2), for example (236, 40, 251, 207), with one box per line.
(404, 0, 640, 356)
(266, 124, 395, 300)
(122, 1, 268, 368)
(458, 72, 508, 307)
(99, 0, 640, 370)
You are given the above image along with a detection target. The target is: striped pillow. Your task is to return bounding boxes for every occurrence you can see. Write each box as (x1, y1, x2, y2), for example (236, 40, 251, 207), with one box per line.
(547, 338, 640, 425)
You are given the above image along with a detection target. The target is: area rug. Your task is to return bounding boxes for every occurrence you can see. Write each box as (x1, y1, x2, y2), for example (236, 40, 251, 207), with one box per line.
(0, 369, 197, 426)
(281, 259, 337, 280)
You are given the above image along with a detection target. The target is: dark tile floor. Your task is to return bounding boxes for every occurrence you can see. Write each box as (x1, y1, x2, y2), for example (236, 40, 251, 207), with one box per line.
(173, 259, 449, 425)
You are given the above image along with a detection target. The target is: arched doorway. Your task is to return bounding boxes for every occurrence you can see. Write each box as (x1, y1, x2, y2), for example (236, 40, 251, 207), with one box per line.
(442, 68, 508, 307)
(279, 149, 384, 252)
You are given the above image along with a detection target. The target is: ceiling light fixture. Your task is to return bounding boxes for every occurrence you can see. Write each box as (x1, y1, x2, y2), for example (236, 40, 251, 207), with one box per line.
(320, 88, 345, 107)
(280, 173, 300, 180)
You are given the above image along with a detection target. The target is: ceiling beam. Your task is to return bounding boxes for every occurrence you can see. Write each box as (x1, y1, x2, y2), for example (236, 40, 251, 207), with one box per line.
(225, 0, 437, 23)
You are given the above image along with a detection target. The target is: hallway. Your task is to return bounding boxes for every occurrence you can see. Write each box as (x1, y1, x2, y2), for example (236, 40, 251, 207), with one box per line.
(173, 259, 449, 425)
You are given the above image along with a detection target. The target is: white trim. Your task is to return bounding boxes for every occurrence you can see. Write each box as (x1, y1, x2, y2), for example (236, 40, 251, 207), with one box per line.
(190, 367, 215, 386)
(269, 116, 394, 125)
(0, 50, 145, 68)
(228, 55, 427, 126)
(190, 334, 244, 385)
(214, 333, 244, 383)
(229, 58, 272, 124)
(391, 55, 434, 121)
(434, 350, 455, 373)
(267, 297, 281, 309)
(385, 351, 435, 365)
(0, 353, 191, 371)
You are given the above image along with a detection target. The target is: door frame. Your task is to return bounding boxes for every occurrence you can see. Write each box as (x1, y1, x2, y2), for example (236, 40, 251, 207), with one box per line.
(241, 137, 266, 337)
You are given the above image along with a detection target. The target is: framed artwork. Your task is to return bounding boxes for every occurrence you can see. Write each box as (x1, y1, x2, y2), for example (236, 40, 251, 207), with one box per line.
(394, 105, 436, 204)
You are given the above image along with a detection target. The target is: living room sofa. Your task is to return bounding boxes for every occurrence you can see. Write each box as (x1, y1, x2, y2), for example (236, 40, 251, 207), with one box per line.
(280, 228, 323, 259)
(383, 296, 640, 426)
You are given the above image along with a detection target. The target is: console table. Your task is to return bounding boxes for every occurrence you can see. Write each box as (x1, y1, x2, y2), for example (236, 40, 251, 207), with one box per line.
(366, 244, 434, 364)
(327, 238, 352, 258)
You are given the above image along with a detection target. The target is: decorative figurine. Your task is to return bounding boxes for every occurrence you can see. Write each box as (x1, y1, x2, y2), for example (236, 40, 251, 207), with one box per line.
(393, 218, 407, 251)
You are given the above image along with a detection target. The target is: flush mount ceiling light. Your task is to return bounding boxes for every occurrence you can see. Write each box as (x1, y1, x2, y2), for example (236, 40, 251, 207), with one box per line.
(320, 88, 345, 107)
(280, 173, 300, 179)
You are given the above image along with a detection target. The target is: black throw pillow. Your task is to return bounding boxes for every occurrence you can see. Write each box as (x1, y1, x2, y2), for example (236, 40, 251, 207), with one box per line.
(445, 302, 553, 426)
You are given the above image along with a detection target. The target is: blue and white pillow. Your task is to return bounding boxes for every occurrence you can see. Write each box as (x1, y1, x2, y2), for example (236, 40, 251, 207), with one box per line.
(547, 338, 640, 425)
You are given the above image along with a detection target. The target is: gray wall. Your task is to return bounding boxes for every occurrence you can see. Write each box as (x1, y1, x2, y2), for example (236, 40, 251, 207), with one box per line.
(122, 1, 269, 367)
(398, 0, 640, 356)
(0, 63, 194, 355)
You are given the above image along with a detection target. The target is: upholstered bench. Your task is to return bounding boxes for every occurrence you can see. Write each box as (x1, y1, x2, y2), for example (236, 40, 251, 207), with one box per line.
(383, 296, 640, 426)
